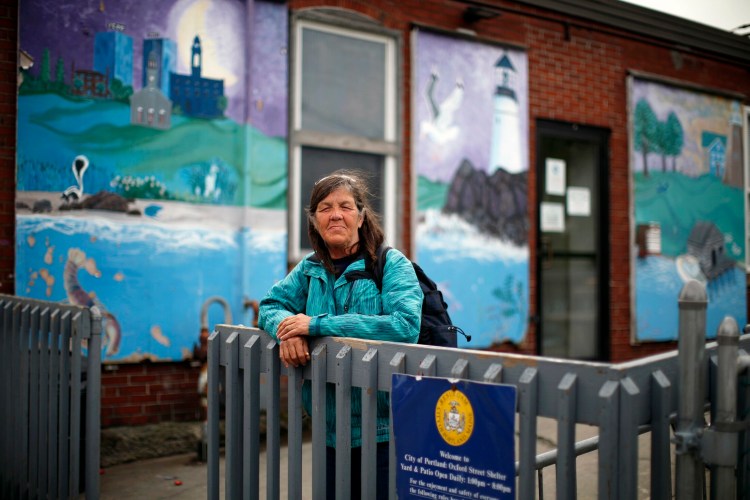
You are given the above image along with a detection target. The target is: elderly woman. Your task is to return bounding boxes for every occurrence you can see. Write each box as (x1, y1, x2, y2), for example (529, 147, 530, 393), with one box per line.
(258, 170, 422, 499)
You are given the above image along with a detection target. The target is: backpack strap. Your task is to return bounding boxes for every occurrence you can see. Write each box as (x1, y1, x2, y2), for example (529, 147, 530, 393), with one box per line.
(303, 253, 320, 302)
(371, 244, 392, 292)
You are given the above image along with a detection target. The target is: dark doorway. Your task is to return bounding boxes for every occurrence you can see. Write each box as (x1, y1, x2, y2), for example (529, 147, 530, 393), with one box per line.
(536, 120, 610, 360)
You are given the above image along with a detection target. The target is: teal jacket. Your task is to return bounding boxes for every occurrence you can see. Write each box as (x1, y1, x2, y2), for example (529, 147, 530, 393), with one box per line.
(258, 248, 422, 447)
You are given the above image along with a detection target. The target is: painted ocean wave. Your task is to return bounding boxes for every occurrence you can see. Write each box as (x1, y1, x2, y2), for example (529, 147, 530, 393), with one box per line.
(636, 254, 746, 342)
(417, 209, 527, 262)
(17, 215, 238, 252)
(242, 227, 286, 253)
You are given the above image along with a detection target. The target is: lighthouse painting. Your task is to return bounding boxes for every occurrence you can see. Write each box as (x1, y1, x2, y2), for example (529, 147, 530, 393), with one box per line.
(413, 29, 529, 348)
(490, 54, 522, 174)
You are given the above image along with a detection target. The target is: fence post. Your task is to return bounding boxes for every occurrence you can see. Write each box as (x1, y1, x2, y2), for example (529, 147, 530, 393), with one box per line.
(674, 279, 707, 500)
(86, 306, 102, 500)
(713, 316, 739, 499)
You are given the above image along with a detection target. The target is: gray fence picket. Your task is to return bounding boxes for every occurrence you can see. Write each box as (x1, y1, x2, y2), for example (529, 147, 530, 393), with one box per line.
(58, 311, 71, 499)
(38, 308, 51, 497)
(598, 380, 620, 499)
(265, 338, 281, 500)
(16, 305, 28, 498)
(287, 364, 303, 500)
(483, 363, 502, 383)
(1, 303, 10, 496)
(69, 311, 84, 497)
(242, 335, 261, 500)
(739, 349, 750, 498)
(207, 331, 221, 500)
(450, 357, 469, 379)
(556, 372, 578, 500)
(28, 306, 41, 498)
(47, 310, 60, 498)
(311, 343, 328, 499)
(224, 332, 241, 500)
(517, 367, 539, 498)
(361, 347, 378, 500)
(388, 351, 405, 500)
(418, 353, 436, 377)
(335, 344, 353, 500)
(0, 301, 10, 497)
(650, 369, 672, 499)
(619, 377, 640, 500)
(86, 307, 102, 499)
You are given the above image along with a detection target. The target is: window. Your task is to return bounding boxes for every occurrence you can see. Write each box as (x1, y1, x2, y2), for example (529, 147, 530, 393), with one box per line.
(289, 16, 398, 261)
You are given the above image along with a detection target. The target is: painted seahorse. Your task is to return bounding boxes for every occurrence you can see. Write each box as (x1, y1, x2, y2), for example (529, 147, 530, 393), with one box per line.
(63, 248, 122, 356)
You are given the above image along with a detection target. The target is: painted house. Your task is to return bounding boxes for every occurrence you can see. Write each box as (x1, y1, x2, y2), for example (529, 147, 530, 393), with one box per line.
(687, 221, 735, 280)
(130, 50, 172, 130)
(70, 66, 110, 98)
(169, 36, 224, 119)
(3, 0, 749, 426)
(702, 132, 727, 177)
(142, 38, 176, 97)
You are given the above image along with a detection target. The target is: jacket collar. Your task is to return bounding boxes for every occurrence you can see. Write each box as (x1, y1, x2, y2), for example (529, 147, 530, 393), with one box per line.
(304, 252, 365, 286)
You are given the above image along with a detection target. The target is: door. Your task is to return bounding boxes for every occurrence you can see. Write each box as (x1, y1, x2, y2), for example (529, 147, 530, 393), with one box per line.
(536, 120, 610, 360)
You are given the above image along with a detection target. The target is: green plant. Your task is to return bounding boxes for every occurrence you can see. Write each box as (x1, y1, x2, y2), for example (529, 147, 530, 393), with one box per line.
(110, 175, 171, 200)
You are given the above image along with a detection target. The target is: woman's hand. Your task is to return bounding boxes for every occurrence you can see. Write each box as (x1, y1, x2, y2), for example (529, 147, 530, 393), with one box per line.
(279, 336, 310, 368)
(277, 314, 312, 342)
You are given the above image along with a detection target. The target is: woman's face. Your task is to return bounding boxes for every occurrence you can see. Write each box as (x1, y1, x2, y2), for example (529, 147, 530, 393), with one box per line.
(314, 187, 363, 259)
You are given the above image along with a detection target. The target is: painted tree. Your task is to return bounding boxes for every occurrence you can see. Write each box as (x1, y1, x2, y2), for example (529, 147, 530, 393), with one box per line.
(39, 48, 51, 83)
(663, 111, 684, 171)
(633, 99, 659, 176)
(655, 120, 668, 172)
(55, 57, 65, 85)
(217, 96, 228, 114)
(109, 79, 133, 102)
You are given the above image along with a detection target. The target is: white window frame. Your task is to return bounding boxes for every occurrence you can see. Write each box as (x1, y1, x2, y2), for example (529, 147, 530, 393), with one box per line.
(289, 18, 398, 263)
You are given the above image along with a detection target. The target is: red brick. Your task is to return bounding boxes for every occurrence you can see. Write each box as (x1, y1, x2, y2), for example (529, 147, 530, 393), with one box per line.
(115, 405, 144, 416)
(130, 394, 159, 404)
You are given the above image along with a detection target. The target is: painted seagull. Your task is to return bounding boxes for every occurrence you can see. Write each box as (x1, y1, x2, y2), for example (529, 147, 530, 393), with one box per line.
(61, 155, 89, 202)
(420, 69, 464, 144)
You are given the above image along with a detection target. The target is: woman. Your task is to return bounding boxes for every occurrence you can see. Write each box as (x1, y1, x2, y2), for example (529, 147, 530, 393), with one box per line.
(258, 170, 422, 499)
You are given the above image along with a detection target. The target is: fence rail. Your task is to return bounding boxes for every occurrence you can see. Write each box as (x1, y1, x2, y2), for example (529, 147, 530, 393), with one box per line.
(0, 294, 102, 500)
(207, 280, 749, 499)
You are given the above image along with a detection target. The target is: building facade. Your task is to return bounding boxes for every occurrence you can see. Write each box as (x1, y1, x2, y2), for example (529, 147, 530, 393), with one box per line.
(4, 0, 750, 425)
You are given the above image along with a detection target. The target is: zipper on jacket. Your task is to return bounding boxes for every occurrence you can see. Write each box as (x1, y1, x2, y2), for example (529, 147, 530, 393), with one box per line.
(343, 283, 354, 313)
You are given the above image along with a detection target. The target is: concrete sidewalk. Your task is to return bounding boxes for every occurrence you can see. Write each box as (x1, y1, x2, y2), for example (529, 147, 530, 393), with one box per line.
(91, 442, 313, 500)
(89, 418, 658, 499)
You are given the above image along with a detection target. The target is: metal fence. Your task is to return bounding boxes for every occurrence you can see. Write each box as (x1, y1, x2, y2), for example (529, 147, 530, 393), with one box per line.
(207, 280, 750, 499)
(0, 294, 102, 500)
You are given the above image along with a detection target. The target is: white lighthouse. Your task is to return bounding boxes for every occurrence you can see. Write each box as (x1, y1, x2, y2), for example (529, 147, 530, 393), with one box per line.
(489, 53, 522, 174)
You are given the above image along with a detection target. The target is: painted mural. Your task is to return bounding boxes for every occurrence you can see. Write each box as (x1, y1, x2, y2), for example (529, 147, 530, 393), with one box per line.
(16, 0, 289, 362)
(413, 30, 530, 348)
(630, 77, 746, 341)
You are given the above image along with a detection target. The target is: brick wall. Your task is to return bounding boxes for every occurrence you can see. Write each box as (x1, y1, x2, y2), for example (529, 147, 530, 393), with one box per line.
(0, 0, 16, 296)
(100, 362, 203, 427)
(289, 0, 750, 361)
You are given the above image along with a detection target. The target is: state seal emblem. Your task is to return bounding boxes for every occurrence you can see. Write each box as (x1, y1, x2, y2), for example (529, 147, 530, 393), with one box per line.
(435, 387, 474, 446)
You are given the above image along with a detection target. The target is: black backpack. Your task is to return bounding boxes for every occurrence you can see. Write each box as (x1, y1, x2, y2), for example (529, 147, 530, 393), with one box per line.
(370, 245, 470, 347)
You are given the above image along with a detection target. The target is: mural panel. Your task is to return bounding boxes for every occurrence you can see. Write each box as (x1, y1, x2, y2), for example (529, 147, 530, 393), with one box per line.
(16, 0, 289, 361)
(413, 30, 530, 348)
(630, 77, 746, 341)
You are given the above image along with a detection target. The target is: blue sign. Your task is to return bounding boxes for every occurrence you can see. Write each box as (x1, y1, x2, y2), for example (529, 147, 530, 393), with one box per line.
(391, 374, 517, 499)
